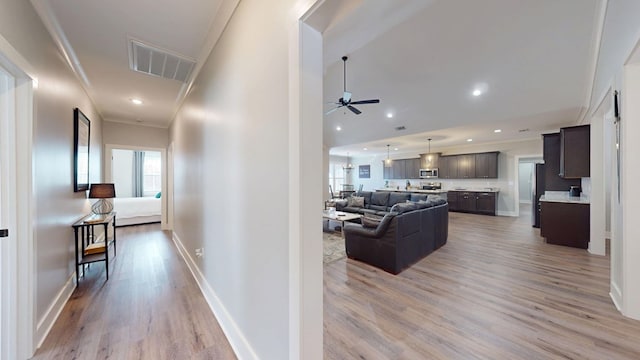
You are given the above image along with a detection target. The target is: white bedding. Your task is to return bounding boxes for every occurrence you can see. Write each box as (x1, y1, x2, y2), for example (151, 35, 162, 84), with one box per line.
(113, 197, 161, 220)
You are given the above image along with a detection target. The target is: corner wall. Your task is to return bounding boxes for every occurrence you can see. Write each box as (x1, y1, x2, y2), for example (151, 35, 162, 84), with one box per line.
(0, 0, 104, 348)
(169, 0, 322, 358)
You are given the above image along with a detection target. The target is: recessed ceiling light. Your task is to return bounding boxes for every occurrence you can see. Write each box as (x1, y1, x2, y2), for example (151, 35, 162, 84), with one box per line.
(336, 126, 342, 131)
(131, 98, 143, 105)
(467, 138, 473, 142)
(472, 89, 482, 97)
(363, 147, 368, 151)
(394, 147, 399, 151)
(386, 112, 393, 118)
(494, 129, 502, 133)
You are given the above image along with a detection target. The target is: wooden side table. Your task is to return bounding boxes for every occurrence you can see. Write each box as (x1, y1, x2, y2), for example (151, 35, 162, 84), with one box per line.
(71, 212, 117, 282)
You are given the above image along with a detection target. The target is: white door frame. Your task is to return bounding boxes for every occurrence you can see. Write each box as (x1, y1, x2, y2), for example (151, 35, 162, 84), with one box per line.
(513, 154, 543, 218)
(0, 35, 36, 359)
(104, 144, 169, 229)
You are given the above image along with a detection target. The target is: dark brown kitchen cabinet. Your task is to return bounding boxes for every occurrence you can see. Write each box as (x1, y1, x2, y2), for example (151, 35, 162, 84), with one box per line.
(457, 155, 476, 178)
(447, 190, 497, 215)
(475, 192, 497, 215)
(458, 191, 476, 211)
(439, 156, 458, 179)
(543, 133, 580, 191)
(392, 160, 405, 179)
(446, 191, 459, 211)
(560, 125, 590, 178)
(406, 158, 421, 179)
(475, 152, 499, 178)
(540, 201, 589, 249)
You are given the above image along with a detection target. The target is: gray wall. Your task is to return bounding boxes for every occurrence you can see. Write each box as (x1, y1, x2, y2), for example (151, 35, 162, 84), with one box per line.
(0, 0, 103, 323)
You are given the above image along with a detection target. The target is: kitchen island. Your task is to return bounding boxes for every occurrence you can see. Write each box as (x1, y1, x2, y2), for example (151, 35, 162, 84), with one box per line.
(539, 191, 590, 249)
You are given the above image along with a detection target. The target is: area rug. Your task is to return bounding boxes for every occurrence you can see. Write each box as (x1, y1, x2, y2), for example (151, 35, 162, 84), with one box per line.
(323, 232, 346, 264)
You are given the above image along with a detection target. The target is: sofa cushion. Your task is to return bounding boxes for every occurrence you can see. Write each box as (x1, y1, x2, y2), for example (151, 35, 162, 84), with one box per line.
(357, 191, 373, 207)
(427, 194, 443, 202)
(390, 202, 417, 214)
(347, 196, 365, 208)
(370, 192, 390, 207)
(410, 194, 428, 202)
(416, 200, 434, 209)
(388, 192, 411, 207)
(342, 206, 366, 214)
(369, 204, 388, 212)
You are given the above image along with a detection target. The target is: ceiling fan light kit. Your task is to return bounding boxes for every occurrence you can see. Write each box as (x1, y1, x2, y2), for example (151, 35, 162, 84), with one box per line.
(325, 56, 380, 116)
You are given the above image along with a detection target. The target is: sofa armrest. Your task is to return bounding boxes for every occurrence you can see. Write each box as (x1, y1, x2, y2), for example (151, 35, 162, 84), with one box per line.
(334, 199, 348, 210)
(344, 213, 395, 238)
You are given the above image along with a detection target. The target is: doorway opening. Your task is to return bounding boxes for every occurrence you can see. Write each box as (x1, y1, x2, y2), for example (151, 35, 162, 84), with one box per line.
(105, 145, 167, 229)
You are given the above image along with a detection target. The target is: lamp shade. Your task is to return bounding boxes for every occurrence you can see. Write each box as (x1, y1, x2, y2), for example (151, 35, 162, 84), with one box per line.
(88, 183, 116, 199)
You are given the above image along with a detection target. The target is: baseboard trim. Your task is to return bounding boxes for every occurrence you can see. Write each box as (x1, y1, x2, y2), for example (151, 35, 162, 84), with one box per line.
(36, 273, 75, 348)
(610, 281, 623, 313)
(171, 232, 257, 360)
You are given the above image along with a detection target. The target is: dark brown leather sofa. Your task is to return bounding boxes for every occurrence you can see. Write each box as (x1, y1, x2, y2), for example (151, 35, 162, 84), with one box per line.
(343, 200, 448, 274)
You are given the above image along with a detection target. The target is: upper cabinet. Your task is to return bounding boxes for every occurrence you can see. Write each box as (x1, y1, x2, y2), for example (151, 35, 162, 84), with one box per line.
(559, 125, 590, 178)
(543, 133, 581, 191)
(382, 158, 421, 179)
(475, 152, 499, 178)
(420, 153, 440, 169)
(457, 154, 476, 178)
(439, 156, 458, 179)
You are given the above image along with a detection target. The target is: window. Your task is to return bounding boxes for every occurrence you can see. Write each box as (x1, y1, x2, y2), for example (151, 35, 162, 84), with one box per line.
(143, 151, 162, 197)
(329, 159, 347, 195)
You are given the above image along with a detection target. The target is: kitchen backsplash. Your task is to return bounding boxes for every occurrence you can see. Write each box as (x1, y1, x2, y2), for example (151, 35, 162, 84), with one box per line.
(383, 178, 507, 192)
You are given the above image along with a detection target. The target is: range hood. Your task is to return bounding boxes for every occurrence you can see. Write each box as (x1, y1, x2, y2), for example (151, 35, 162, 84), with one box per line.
(419, 152, 441, 169)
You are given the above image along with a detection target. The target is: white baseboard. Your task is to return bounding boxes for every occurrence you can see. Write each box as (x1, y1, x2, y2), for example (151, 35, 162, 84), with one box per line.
(605, 230, 611, 239)
(36, 273, 76, 348)
(496, 210, 518, 217)
(171, 232, 257, 360)
(610, 281, 623, 313)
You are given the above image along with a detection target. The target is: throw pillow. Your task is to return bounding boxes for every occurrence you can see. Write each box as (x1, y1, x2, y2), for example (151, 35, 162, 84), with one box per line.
(347, 196, 365, 208)
(155, 192, 162, 198)
(361, 213, 382, 228)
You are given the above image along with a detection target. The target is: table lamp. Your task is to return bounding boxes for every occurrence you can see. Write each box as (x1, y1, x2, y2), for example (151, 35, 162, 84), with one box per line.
(88, 183, 116, 215)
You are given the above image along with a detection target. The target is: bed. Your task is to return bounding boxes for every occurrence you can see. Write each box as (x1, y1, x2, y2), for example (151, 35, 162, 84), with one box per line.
(113, 197, 161, 226)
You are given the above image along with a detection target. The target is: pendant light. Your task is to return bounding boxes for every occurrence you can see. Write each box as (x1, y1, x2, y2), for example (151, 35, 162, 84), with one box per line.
(343, 152, 354, 170)
(426, 138, 433, 168)
(384, 144, 392, 167)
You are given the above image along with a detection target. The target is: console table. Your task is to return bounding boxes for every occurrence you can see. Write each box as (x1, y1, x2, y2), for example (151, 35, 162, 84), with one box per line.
(71, 212, 117, 282)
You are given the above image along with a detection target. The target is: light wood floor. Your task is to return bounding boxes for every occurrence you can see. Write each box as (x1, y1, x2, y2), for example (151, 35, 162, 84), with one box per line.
(324, 211, 640, 359)
(32, 224, 236, 360)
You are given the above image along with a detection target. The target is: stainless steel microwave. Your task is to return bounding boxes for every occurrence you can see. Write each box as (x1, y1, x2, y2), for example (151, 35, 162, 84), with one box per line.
(419, 168, 439, 178)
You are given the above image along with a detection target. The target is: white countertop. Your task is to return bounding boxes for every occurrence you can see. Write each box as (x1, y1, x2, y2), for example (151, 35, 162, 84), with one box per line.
(376, 188, 447, 194)
(540, 191, 590, 204)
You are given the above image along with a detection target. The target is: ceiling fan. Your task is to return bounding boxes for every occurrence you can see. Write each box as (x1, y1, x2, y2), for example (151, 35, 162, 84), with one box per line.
(326, 56, 380, 115)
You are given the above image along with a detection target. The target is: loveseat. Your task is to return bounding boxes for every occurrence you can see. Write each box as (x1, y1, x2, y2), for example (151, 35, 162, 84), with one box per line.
(336, 190, 433, 216)
(343, 199, 448, 274)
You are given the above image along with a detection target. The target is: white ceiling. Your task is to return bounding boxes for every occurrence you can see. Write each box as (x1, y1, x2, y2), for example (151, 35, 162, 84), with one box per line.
(30, 0, 602, 146)
(321, 0, 603, 157)
(31, 0, 233, 128)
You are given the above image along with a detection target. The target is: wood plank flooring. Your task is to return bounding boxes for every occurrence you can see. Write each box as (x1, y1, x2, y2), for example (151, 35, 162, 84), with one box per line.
(324, 211, 640, 359)
(32, 224, 236, 360)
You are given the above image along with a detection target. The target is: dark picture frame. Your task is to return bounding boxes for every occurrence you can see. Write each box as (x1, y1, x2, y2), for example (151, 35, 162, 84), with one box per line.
(359, 165, 370, 178)
(73, 108, 90, 192)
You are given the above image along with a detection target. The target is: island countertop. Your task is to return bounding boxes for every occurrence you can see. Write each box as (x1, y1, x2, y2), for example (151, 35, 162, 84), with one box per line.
(540, 191, 590, 204)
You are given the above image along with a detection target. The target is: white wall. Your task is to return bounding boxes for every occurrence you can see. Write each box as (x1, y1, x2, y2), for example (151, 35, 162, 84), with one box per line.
(588, 0, 640, 319)
(169, 0, 322, 358)
(0, 0, 103, 348)
(103, 121, 168, 149)
(349, 138, 542, 216)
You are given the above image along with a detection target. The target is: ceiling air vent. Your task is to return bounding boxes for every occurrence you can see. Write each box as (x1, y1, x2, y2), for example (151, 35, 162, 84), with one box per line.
(128, 39, 196, 83)
(395, 126, 406, 131)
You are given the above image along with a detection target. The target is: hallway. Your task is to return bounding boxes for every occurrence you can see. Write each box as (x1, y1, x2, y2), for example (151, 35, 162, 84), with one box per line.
(32, 224, 236, 360)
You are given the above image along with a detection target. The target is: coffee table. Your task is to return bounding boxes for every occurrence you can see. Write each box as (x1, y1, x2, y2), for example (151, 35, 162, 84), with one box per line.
(322, 211, 362, 234)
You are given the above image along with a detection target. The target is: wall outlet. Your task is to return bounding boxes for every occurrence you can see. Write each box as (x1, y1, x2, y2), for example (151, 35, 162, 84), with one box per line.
(195, 248, 204, 258)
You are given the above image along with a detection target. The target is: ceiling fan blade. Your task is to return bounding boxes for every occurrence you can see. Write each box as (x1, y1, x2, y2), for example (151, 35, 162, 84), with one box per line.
(343, 91, 352, 103)
(325, 106, 341, 115)
(347, 105, 361, 115)
(350, 99, 380, 105)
